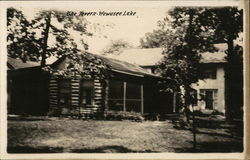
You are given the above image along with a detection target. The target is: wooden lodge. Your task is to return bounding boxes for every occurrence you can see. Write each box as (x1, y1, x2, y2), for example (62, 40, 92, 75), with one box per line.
(7, 52, 177, 116)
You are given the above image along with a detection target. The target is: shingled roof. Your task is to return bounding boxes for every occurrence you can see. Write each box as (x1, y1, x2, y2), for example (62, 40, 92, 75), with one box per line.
(96, 55, 155, 77)
(107, 44, 227, 66)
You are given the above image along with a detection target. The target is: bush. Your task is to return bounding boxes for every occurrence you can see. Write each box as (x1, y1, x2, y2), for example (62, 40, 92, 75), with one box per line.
(211, 110, 224, 116)
(104, 110, 144, 121)
(47, 107, 80, 118)
(47, 107, 61, 117)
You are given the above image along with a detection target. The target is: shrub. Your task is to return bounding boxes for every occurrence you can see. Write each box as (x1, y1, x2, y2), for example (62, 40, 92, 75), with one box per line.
(104, 110, 144, 121)
(211, 110, 224, 116)
(47, 107, 61, 117)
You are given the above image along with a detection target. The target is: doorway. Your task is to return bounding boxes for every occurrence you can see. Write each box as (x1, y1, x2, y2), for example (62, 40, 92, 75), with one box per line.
(200, 89, 218, 110)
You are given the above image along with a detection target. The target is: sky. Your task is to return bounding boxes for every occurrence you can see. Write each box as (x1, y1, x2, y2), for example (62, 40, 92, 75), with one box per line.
(18, 4, 171, 54)
(9, 1, 243, 55)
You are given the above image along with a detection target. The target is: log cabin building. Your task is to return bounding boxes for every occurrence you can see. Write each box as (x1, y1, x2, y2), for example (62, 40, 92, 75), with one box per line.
(7, 52, 176, 116)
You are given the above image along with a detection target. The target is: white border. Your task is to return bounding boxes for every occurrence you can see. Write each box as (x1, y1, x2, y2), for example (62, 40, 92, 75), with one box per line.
(0, 1, 247, 159)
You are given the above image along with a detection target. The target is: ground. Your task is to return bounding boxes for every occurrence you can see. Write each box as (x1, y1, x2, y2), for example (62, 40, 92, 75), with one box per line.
(7, 115, 243, 153)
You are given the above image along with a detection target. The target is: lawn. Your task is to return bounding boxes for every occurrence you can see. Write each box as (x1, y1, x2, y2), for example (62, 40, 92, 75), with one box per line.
(8, 116, 243, 153)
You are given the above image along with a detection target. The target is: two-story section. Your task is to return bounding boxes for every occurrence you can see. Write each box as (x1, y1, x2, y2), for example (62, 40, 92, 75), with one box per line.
(192, 52, 227, 113)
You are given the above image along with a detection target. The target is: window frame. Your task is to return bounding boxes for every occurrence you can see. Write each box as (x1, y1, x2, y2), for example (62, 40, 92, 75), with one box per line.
(200, 89, 218, 109)
(202, 67, 217, 79)
(58, 78, 71, 106)
(79, 79, 94, 106)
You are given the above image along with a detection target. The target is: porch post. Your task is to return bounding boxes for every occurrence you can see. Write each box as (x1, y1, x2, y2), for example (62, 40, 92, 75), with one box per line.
(173, 92, 177, 113)
(123, 81, 126, 112)
(105, 80, 109, 111)
(141, 83, 144, 114)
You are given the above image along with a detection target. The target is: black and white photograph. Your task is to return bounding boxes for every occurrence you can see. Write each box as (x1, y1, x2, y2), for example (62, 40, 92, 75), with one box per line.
(0, 0, 247, 158)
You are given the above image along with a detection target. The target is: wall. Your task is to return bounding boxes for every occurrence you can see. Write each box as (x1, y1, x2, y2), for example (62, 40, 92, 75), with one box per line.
(192, 64, 225, 113)
(8, 68, 49, 115)
(48, 76, 103, 116)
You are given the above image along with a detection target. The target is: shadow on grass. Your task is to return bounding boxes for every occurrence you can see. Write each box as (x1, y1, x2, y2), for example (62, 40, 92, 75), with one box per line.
(170, 115, 243, 153)
(72, 145, 156, 153)
(8, 145, 157, 153)
(7, 146, 64, 153)
(174, 141, 243, 153)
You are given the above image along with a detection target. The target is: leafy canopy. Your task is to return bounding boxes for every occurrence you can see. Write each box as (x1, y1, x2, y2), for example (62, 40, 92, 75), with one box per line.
(7, 7, 109, 78)
(140, 7, 242, 107)
(102, 39, 133, 55)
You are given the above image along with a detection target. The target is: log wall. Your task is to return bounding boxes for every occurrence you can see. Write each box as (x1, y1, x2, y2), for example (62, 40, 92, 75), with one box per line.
(49, 77, 58, 112)
(48, 77, 104, 116)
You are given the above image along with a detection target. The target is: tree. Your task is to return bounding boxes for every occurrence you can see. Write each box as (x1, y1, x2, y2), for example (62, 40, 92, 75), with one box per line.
(151, 8, 216, 106)
(139, 29, 173, 48)
(7, 8, 92, 67)
(102, 39, 133, 55)
(7, 8, 39, 62)
(7, 8, 109, 79)
(200, 7, 243, 121)
(141, 7, 243, 121)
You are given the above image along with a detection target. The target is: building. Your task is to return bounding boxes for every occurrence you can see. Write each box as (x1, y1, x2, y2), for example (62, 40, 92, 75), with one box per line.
(192, 52, 227, 113)
(7, 57, 49, 115)
(106, 48, 164, 75)
(107, 44, 227, 113)
(7, 51, 175, 116)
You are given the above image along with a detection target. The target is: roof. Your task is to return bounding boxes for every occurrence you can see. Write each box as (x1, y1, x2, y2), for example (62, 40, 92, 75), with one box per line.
(7, 57, 40, 70)
(7, 52, 156, 77)
(200, 43, 227, 63)
(107, 44, 227, 66)
(106, 48, 164, 66)
(96, 55, 155, 77)
(50, 51, 157, 77)
(7, 56, 58, 70)
(200, 52, 227, 63)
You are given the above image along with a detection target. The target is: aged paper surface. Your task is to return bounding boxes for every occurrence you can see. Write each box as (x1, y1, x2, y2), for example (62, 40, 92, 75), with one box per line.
(0, 0, 249, 159)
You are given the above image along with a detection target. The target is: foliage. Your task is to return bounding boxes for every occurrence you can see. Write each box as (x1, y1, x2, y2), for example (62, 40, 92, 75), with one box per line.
(140, 7, 243, 115)
(199, 7, 243, 121)
(7, 7, 109, 79)
(7, 8, 39, 62)
(43, 51, 109, 79)
(139, 29, 173, 48)
(104, 110, 144, 121)
(156, 7, 217, 107)
(102, 39, 133, 55)
(200, 7, 243, 43)
(7, 8, 89, 65)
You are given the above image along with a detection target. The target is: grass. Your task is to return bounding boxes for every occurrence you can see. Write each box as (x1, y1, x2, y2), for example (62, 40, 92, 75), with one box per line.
(8, 116, 243, 153)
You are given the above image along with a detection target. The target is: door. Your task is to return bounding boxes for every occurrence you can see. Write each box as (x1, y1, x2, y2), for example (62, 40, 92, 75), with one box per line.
(205, 90, 213, 109)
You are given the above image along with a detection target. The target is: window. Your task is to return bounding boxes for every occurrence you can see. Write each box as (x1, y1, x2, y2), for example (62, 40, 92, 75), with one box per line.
(200, 89, 218, 109)
(58, 79, 71, 106)
(80, 80, 94, 105)
(202, 68, 217, 79)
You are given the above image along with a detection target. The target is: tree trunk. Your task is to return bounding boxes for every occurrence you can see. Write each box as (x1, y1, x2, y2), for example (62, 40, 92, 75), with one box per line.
(41, 13, 51, 67)
(225, 35, 234, 122)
